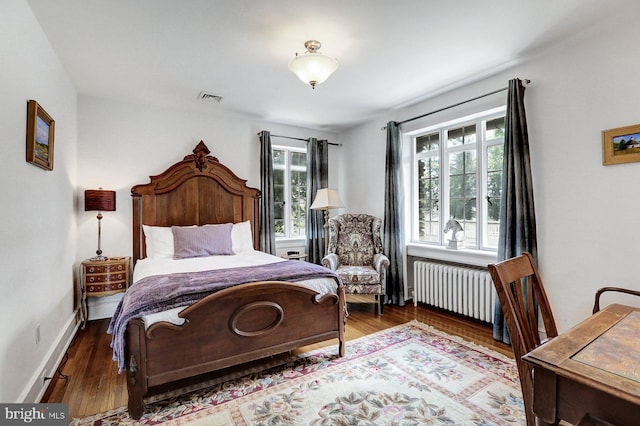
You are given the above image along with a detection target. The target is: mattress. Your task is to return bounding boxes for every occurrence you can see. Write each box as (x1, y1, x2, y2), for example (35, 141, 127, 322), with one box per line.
(133, 250, 338, 328)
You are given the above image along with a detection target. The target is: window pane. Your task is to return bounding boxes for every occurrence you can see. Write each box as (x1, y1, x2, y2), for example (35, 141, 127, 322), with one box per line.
(417, 157, 440, 242)
(449, 175, 463, 198)
(273, 170, 285, 204)
(449, 148, 477, 247)
(424, 222, 441, 243)
(273, 168, 285, 237)
(291, 151, 306, 167)
(447, 124, 476, 147)
(487, 144, 503, 203)
(449, 150, 477, 203)
(291, 169, 306, 189)
(273, 168, 284, 186)
(449, 199, 465, 219)
(486, 117, 505, 140)
(461, 221, 477, 247)
(464, 174, 477, 197)
(273, 149, 285, 166)
(275, 219, 284, 237)
(274, 218, 285, 237)
(449, 150, 477, 175)
(486, 143, 503, 248)
(290, 169, 307, 237)
(486, 215, 500, 248)
(416, 132, 439, 153)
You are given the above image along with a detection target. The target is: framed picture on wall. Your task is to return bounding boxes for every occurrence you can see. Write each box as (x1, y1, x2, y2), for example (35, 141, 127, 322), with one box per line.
(26, 99, 55, 170)
(602, 123, 640, 166)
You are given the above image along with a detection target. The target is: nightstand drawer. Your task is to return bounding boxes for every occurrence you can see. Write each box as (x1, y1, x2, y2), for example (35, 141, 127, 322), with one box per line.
(85, 263, 127, 274)
(85, 272, 127, 284)
(86, 281, 127, 294)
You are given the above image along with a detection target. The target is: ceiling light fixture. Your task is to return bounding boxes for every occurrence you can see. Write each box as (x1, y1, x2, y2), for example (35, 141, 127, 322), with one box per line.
(288, 40, 338, 89)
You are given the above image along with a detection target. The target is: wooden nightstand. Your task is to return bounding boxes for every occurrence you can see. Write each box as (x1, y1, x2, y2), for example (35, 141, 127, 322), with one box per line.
(80, 256, 130, 329)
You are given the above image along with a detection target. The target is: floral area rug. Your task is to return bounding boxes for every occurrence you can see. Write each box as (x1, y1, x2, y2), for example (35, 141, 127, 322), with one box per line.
(73, 321, 524, 425)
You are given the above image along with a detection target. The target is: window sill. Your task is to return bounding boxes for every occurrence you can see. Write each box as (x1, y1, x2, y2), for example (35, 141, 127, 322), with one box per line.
(406, 243, 497, 267)
(275, 237, 306, 248)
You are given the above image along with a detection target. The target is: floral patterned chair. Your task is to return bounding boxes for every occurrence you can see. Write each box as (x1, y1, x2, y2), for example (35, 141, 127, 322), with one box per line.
(321, 214, 390, 314)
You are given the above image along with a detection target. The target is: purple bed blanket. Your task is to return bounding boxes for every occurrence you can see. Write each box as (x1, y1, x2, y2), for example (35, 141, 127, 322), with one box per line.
(108, 260, 341, 372)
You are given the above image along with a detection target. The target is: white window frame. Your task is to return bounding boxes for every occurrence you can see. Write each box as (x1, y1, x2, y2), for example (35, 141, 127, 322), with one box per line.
(410, 106, 506, 252)
(273, 145, 307, 240)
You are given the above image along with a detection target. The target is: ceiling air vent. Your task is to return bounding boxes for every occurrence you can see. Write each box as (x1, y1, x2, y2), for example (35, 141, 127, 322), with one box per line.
(198, 91, 223, 103)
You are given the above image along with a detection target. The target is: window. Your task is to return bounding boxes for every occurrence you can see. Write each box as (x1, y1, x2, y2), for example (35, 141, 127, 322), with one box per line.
(273, 146, 307, 238)
(412, 107, 505, 250)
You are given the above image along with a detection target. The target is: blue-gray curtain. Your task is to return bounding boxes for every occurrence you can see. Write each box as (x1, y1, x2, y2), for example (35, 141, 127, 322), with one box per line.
(384, 122, 405, 305)
(306, 138, 328, 264)
(493, 78, 538, 344)
(259, 131, 276, 255)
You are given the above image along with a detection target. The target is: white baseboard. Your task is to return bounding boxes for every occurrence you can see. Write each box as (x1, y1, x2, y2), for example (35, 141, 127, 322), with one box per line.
(20, 308, 82, 403)
(20, 296, 123, 402)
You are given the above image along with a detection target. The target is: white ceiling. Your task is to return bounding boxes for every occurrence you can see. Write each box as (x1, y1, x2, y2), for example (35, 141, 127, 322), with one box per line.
(26, 0, 613, 131)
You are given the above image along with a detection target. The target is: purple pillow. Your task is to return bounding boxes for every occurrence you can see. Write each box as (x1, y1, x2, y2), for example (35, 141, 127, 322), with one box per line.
(172, 224, 235, 259)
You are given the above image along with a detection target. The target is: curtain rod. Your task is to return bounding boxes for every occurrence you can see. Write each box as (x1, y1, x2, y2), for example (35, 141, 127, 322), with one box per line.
(257, 131, 341, 146)
(382, 79, 530, 130)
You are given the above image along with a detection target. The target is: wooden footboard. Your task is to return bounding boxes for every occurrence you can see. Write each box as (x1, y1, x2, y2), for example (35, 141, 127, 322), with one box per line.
(124, 281, 345, 419)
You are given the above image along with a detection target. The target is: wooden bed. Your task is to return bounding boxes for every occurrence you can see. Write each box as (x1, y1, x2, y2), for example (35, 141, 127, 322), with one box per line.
(123, 141, 345, 419)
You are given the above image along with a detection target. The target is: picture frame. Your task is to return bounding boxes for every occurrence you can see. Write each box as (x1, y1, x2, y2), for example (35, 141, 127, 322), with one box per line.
(26, 99, 55, 170)
(602, 123, 640, 166)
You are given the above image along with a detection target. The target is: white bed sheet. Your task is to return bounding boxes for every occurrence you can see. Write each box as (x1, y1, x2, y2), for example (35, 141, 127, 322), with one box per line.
(134, 250, 338, 328)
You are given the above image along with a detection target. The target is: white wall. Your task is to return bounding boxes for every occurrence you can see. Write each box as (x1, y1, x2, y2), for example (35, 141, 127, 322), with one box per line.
(76, 96, 341, 316)
(341, 6, 640, 333)
(0, 0, 78, 403)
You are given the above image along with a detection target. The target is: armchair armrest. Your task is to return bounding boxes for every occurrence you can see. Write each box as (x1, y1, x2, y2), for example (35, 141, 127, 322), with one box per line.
(373, 253, 390, 274)
(322, 253, 340, 271)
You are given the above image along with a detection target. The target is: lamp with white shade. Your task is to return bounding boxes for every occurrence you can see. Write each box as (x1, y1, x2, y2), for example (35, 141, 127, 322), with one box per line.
(310, 188, 344, 253)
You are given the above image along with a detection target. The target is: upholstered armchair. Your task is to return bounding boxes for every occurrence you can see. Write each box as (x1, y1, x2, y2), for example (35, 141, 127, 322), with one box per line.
(321, 214, 389, 314)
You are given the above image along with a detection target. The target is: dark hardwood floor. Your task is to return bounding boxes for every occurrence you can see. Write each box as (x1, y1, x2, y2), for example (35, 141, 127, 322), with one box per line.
(41, 296, 512, 419)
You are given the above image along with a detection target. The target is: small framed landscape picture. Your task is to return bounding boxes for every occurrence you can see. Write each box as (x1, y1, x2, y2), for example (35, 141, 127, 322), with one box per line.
(26, 99, 55, 170)
(602, 123, 640, 166)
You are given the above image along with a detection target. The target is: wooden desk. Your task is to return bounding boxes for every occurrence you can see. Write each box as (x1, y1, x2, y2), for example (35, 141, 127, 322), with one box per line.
(523, 304, 640, 425)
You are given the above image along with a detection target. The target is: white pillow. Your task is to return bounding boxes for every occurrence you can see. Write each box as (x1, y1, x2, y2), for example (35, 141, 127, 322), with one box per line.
(230, 221, 254, 253)
(142, 225, 174, 259)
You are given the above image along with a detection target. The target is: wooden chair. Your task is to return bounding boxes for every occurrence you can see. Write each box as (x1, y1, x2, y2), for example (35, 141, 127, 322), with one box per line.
(592, 286, 640, 314)
(488, 252, 558, 426)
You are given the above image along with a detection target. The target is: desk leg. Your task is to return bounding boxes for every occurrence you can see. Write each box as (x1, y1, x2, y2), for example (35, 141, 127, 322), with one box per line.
(533, 367, 559, 425)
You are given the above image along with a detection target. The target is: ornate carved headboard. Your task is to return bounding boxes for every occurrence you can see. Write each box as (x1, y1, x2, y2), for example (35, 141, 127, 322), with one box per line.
(131, 141, 261, 263)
